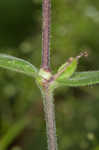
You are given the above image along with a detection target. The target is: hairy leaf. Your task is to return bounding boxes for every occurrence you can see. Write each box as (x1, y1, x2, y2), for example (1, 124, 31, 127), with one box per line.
(57, 71, 99, 87)
(0, 54, 38, 77)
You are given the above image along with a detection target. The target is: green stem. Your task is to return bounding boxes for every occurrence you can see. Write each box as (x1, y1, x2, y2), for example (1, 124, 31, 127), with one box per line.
(42, 87, 58, 150)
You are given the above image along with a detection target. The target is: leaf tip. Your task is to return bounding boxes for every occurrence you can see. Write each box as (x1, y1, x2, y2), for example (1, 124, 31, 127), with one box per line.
(76, 51, 88, 60)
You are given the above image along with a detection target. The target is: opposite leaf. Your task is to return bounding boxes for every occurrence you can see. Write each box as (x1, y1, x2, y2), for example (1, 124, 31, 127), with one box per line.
(0, 54, 38, 78)
(57, 71, 99, 87)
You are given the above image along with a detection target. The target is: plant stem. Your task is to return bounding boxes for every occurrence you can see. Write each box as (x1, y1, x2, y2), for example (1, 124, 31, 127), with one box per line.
(42, 0, 51, 71)
(41, 0, 57, 149)
(42, 87, 58, 150)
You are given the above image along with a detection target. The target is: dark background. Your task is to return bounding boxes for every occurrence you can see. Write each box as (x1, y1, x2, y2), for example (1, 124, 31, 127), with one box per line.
(0, 0, 99, 150)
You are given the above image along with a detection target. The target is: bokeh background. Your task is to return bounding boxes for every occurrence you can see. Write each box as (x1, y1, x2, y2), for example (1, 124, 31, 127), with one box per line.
(0, 0, 99, 150)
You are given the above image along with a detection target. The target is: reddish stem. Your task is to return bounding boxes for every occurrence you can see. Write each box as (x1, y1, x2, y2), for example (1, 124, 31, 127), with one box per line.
(42, 0, 51, 71)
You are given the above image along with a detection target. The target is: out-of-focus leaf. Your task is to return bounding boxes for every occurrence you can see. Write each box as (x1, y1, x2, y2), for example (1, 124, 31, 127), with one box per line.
(94, 146, 99, 150)
(0, 115, 32, 150)
(0, 54, 38, 78)
(56, 71, 99, 87)
(11, 147, 22, 150)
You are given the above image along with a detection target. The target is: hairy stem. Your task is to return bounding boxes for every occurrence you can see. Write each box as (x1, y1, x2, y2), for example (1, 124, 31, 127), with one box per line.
(42, 0, 51, 70)
(41, 0, 57, 149)
(42, 87, 58, 150)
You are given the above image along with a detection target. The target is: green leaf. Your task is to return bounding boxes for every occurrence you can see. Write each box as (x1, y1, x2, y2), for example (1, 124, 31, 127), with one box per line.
(0, 54, 38, 77)
(57, 71, 99, 87)
(0, 116, 32, 150)
(56, 58, 77, 80)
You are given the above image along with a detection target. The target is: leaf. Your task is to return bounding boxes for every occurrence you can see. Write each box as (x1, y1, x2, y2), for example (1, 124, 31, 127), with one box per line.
(56, 71, 99, 87)
(0, 116, 32, 150)
(56, 58, 77, 80)
(0, 54, 38, 78)
(55, 52, 88, 81)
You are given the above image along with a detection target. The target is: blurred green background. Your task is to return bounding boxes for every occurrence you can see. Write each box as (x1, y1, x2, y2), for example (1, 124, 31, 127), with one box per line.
(0, 0, 99, 150)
